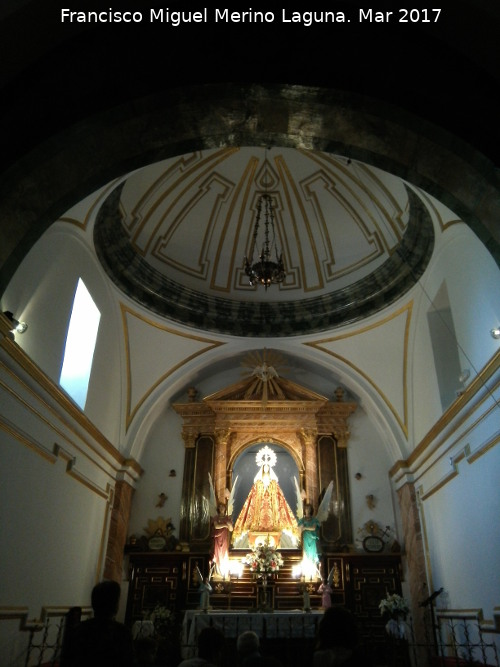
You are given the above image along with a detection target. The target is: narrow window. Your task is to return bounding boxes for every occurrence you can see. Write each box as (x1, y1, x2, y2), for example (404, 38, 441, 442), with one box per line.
(59, 279, 101, 409)
(427, 282, 461, 411)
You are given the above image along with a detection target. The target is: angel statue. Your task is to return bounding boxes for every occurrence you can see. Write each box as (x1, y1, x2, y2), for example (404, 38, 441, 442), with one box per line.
(208, 472, 238, 579)
(317, 567, 335, 608)
(194, 566, 212, 611)
(294, 477, 334, 578)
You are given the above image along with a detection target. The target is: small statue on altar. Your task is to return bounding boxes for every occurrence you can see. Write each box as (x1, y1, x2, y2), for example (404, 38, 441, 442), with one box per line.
(198, 576, 212, 611)
(194, 566, 212, 611)
(318, 578, 333, 609)
(300, 580, 311, 612)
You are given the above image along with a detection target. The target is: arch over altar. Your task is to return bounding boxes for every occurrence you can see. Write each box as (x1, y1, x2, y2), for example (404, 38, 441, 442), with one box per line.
(173, 354, 357, 556)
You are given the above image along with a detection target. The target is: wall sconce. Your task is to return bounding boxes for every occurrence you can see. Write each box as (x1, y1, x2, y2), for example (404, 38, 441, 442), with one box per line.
(491, 327, 500, 340)
(3, 311, 28, 334)
(366, 494, 376, 509)
(156, 492, 167, 508)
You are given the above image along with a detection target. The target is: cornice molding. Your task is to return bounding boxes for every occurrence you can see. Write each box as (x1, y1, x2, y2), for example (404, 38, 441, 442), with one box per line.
(0, 322, 143, 477)
(390, 349, 500, 482)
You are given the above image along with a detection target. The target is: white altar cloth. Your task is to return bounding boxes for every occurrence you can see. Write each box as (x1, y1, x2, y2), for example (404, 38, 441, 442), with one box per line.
(182, 610, 322, 658)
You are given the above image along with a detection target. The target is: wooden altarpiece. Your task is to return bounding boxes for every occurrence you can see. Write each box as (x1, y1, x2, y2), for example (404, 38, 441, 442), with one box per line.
(173, 377, 357, 553)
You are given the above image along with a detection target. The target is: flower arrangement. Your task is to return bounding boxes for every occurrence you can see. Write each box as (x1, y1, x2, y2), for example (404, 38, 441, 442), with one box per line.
(378, 592, 409, 618)
(242, 538, 284, 576)
(145, 604, 174, 637)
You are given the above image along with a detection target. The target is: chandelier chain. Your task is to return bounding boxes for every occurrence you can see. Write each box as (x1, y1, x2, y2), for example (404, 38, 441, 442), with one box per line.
(244, 190, 286, 290)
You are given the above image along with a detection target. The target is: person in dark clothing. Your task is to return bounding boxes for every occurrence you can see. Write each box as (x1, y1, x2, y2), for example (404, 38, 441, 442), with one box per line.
(313, 605, 373, 667)
(177, 625, 225, 667)
(236, 630, 283, 667)
(135, 636, 159, 665)
(63, 579, 134, 667)
(58, 606, 82, 667)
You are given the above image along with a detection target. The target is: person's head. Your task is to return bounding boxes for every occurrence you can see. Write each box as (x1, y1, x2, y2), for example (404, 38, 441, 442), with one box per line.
(304, 503, 314, 517)
(237, 630, 260, 656)
(217, 502, 226, 515)
(316, 606, 358, 650)
(91, 580, 121, 619)
(197, 626, 225, 663)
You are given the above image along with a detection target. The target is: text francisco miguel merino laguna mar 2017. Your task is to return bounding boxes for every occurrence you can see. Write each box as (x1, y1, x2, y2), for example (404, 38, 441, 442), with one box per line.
(60, 8, 443, 26)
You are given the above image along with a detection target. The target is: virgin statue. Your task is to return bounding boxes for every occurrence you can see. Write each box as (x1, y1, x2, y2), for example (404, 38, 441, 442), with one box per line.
(232, 446, 299, 547)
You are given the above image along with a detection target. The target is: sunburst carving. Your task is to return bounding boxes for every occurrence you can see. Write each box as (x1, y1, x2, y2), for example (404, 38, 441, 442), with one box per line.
(240, 349, 290, 403)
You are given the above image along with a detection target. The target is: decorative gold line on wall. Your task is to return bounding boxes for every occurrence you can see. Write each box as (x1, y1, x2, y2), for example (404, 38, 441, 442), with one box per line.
(305, 301, 412, 438)
(390, 351, 500, 498)
(415, 186, 462, 234)
(0, 412, 57, 463)
(402, 351, 500, 474)
(0, 605, 93, 630)
(121, 303, 225, 430)
(0, 357, 131, 472)
(59, 178, 121, 231)
(0, 412, 117, 499)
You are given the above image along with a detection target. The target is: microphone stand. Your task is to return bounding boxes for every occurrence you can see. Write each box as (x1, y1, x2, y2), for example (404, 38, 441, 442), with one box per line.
(419, 587, 444, 657)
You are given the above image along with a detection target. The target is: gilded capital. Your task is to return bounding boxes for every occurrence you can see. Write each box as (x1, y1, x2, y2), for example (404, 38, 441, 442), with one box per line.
(181, 429, 198, 449)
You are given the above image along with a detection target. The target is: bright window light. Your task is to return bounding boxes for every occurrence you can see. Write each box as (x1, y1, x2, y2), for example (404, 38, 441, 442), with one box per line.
(59, 279, 101, 409)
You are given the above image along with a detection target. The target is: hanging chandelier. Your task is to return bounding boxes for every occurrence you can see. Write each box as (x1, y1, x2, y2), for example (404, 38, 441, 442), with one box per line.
(244, 192, 286, 290)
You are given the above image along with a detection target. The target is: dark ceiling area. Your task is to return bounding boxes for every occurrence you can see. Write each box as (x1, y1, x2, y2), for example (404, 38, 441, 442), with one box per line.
(1, 2, 500, 169)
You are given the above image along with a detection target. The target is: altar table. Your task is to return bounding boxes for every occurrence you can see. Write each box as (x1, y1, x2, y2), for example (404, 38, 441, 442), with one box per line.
(181, 609, 323, 658)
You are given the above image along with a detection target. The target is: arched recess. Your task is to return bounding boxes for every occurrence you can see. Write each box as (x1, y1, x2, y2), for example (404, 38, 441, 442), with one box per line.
(173, 377, 357, 552)
(229, 436, 303, 491)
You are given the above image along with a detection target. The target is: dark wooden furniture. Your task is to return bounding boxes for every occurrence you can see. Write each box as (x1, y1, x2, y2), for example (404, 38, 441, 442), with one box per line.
(125, 548, 404, 663)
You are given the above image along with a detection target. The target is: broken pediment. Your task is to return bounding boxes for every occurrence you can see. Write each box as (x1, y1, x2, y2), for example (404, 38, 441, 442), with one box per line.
(203, 373, 329, 404)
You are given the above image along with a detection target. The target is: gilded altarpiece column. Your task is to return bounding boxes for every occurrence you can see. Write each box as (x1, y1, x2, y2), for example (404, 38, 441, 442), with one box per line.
(317, 435, 353, 546)
(179, 435, 214, 549)
(300, 427, 318, 505)
(214, 428, 231, 503)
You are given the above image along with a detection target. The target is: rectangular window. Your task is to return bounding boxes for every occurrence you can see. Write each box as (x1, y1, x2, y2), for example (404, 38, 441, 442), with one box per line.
(59, 278, 101, 409)
(427, 282, 461, 411)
